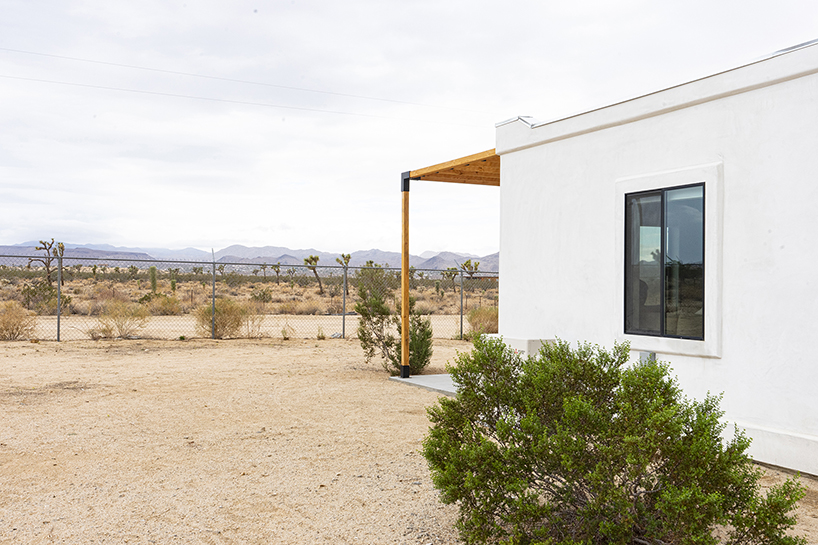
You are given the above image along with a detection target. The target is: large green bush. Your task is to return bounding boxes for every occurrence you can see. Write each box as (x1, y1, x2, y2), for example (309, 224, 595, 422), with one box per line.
(354, 263, 432, 375)
(423, 336, 805, 545)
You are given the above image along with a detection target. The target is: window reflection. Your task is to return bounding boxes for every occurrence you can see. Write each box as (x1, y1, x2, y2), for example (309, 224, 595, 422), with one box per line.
(625, 184, 704, 340)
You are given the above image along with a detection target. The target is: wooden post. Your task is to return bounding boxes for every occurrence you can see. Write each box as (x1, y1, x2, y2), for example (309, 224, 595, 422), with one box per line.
(400, 172, 411, 378)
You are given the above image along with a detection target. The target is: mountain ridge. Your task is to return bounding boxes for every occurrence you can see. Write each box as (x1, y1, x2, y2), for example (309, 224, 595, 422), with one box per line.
(4, 243, 499, 272)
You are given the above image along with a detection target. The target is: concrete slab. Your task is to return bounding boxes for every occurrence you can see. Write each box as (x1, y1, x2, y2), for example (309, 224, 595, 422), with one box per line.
(389, 374, 456, 396)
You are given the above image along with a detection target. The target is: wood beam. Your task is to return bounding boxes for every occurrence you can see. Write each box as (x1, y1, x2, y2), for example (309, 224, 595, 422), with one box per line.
(409, 149, 498, 179)
(400, 172, 410, 378)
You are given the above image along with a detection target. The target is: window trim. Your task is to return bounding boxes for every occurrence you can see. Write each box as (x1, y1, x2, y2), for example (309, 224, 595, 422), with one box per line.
(624, 182, 705, 340)
(615, 163, 722, 358)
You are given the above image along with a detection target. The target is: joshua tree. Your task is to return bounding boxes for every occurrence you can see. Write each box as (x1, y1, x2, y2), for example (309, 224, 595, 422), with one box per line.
(272, 262, 281, 284)
(336, 253, 351, 295)
(459, 258, 480, 279)
(304, 255, 323, 294)
(260, 263, 268, 279)
(442, 267, 459, 293)
(28, 238, 65, 287)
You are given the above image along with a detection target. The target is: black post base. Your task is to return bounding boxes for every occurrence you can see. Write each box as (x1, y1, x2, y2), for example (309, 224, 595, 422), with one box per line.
(400, 366, 410, 378)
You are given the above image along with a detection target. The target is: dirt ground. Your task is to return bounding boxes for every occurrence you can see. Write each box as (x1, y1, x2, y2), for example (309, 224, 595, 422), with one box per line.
(0, 339, 816, 544)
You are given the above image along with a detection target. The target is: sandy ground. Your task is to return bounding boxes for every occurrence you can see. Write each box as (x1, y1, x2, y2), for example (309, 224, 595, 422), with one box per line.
(0, 339, 816, 544)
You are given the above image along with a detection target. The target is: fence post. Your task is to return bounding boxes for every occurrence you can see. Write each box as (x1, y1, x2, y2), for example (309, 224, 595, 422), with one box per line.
(211, 258, 216, 340)
(342, 266, 347, 339)
(57, 255, 62, 342)
(459, 270, 464, 340)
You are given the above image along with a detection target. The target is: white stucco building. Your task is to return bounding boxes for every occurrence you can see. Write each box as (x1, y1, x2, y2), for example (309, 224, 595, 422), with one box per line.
(404, 39, 818, 474)
(496, 40, 818, 475)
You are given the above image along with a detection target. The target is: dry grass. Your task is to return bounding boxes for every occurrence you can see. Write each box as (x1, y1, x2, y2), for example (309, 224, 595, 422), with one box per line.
(88, 301, 151, 339)
(466, 306, 499, 337)
(0, 300, 36, 340)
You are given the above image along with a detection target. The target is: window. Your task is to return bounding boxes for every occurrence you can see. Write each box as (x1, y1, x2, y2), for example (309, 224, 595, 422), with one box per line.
(625, 184, 704, 340)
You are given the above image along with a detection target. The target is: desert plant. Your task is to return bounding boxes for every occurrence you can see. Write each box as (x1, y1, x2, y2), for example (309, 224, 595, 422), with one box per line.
(355, 268, 433, 375)
(465, 306, 498, 339)
(423, 337, 806, 545)
(0, 301, 36, 340)
(251, 287, 273, 304)
(317, 326, 326, 340)
(146, 294, 182, 316)
(194, 298, 245, 339)
(336, 253, 351, 295)
(304, 255, 323, 294)
(89, 301, 150, 339)
(21, 280, 71, 315)
(243, 308, 264, 339)
(149, 266, 158, 294)
(442, 267, 459, 292)
(27, 238, 64, 287)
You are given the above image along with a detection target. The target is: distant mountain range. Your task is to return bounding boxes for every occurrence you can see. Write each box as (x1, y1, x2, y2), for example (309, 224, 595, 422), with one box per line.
(0, 242, 499, 272)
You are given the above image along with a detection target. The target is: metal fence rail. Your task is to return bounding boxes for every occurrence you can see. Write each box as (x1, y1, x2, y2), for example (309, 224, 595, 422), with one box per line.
(0, 254, 498, 342)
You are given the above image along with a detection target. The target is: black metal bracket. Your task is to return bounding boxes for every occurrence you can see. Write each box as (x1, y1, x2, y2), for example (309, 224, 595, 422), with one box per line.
(401, 171, 411, 192)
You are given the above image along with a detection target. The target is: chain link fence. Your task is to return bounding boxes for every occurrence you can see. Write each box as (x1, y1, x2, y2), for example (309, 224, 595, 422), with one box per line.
(0, 254, 498, 342)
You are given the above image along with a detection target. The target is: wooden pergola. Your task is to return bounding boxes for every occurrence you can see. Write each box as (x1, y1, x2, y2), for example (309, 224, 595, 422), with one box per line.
(399, 149, 500, 377)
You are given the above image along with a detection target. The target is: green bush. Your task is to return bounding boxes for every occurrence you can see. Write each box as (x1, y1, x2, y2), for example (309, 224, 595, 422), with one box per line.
(354, 266, 432, 375)
(423, 336, 805, 545)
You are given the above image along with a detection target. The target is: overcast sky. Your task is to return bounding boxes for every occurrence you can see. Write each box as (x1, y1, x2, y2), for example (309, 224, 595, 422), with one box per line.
(1, 1, 816, 256)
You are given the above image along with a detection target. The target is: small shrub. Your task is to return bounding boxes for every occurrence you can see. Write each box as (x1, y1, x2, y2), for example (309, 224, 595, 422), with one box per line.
(465, 306, 498, 339)
(423, 337, 806, 545)
(146, 294, 182, 316)
(194, 298, 258, 339)
(355, 283, 433, 376)
(281, 324, 294, 340)
(414, 302, 435, 315)
(251, 287, 273, 304)
(21, 280, 71, 315)
(317, 326, 326, 340)
(0, 301, 36, 340)
(243, 310, 264, 339)
(89, 301, 150, 339)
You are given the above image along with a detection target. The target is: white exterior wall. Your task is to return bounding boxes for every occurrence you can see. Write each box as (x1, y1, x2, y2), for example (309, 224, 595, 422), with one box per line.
(496, 43, 818, 474)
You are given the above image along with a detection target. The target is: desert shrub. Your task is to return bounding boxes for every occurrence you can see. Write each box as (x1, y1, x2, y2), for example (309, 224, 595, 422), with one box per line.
(89, 301, 150, 339)
(0, 301, 36, 340)
(21, 280, 71, 315)
(465, 306, 498, 338)
(423, 336, 806, 545)
(146, 294, 183, 316)
(251, 287, 273, 304)
(194, 298, 257, 339)
(414, 302, 435, 315)
(0, 285, 22, 303)
(355, 277, 433, 375)
(243, 308, 264, 338)
(276, 299, 322, 315)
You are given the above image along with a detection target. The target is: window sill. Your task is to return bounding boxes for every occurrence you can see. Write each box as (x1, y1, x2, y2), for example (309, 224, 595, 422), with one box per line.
(618, 332, 721, 358)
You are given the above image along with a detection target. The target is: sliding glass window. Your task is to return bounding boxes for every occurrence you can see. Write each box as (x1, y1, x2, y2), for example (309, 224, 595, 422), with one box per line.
(625, 184, 704, 340)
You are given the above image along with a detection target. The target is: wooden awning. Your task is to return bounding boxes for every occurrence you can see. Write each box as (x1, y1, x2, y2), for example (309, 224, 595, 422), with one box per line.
(409, 149, 499, 186)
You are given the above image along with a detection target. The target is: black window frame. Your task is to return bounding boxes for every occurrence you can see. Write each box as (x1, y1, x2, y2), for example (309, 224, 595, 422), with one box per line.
(624, 182, 705, 341)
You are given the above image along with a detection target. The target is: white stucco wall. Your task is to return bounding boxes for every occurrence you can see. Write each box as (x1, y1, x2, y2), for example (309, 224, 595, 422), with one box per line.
(496, 43, 818, 474)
